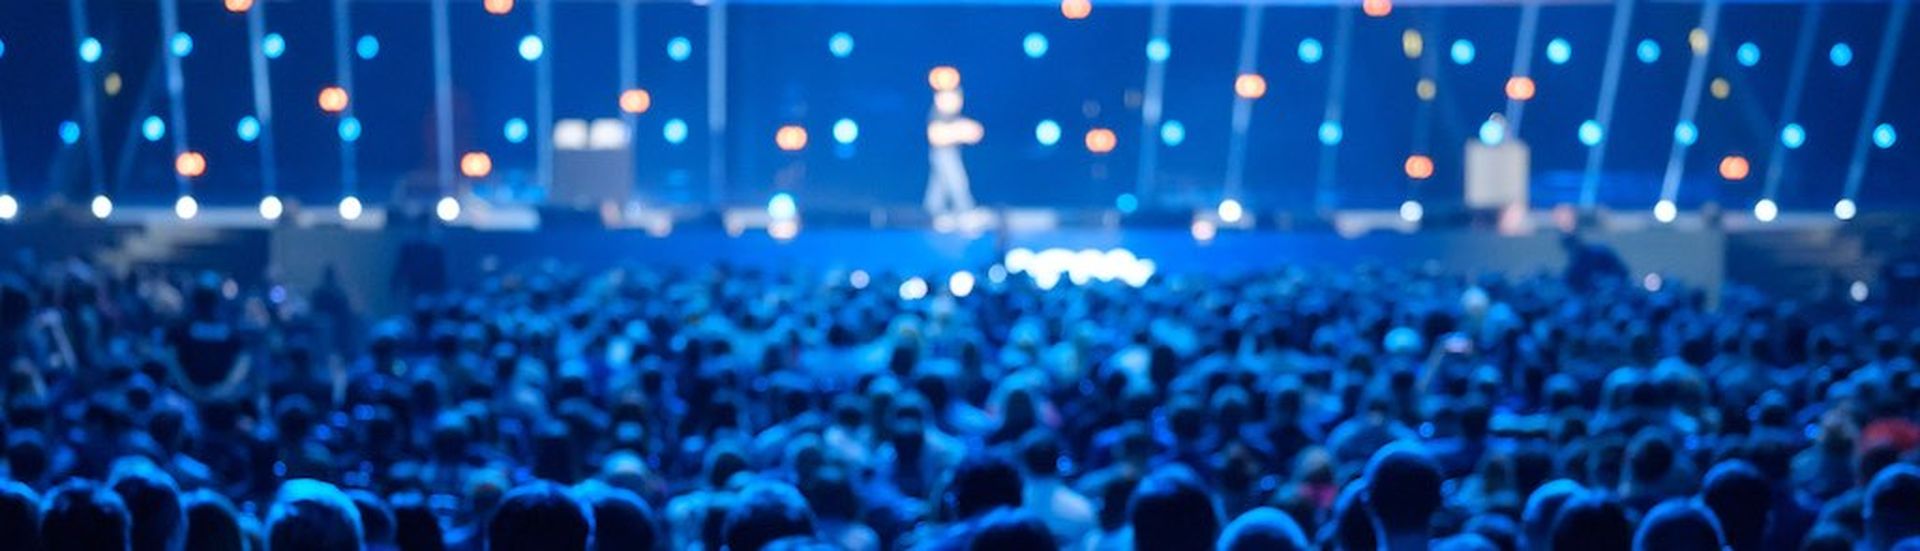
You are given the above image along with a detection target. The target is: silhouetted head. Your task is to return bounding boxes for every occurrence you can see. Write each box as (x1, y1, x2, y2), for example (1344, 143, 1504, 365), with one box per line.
(723, 482, 815, 551)
(182, 490, 246, 551)
(946, 455, 1024, 521)
(1364, 444, 1443, 539)
(1867, 465, 1920, 551)
(1549, 493, 1632, 551)
(576, 482, 658, 551)
(1634, 499, 1726, 551)
(488, 482, 592, 551)
(0, 482, 42, 551)
(967, 507, 1054, 551)
(1129, 465, 1219, 551)
(42, 479, 133, 551)
(1701, 460, 1771, 551)
(1217, 507, 1308, 551)
(267, 479, 365, 551)
(108, 458, 186, 551)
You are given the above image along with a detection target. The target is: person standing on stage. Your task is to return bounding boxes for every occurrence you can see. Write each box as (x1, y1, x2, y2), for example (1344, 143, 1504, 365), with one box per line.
(925, 84, 982, 217)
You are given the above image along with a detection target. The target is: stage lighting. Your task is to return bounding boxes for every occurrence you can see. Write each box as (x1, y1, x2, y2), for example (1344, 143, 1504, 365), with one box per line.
(1688, 28, 1709, 56)
(1643, 273, 1663, 292)
(1023, 33, 1049, 59)
(768, 220, 799, 241)
(460, 152, 493, 178)
(91, 195, 113, 219)
(1234, 74, 1266, 99)
(1060, 0, 1091, 20)
(1834, 198, 1857, 221)
(142, 117, 166, 142)
(1035, 120, 1062, 146)
(928, 66, 961, 91)
(1298, 38, 1324, 64)
(318, 86, 350, 114)
(1504, 76, 1535, 101)
(949, 271, 976, 298)
(519, 36, 545, 61)
(59, 121, 80, 145)
(174, 195, 199, 220)
(1145, 39, 1170, 62)
(338, 196, 363, 220)
(1674, 121, 1698, 146)
(1830, 43, 1852, 67)
(357, 35, 379, 60)
(79, 38, 101, 63)
(1160, 121, 1185, 147)
(1479, 117, 1506, 146)
(1654, 199, 1677, 223)
(1780, 124, 1805, 149)
(485, 0, 513, 15)
(667, 37, 692, 62)
(175, 152, 207, 178)
(663, 119, 689, 144)
(1736, 42, 1760, 67)
(1710, 78, 1730, 100)
(435, 196, 460, 222)
(504, 118, 529, 143)
(1579, 120, 1604, 146)
(1319, 121, 1343, 146)
(1546, 38, 1571, 65)
(775, 125, 808, 151)
(259, 195, 284, 221)
(1636, 39, 1660, 64)
(338, 117, 362, 142)
(1850, 281, 1869, 303)
(1753, 199, 1777, 222)
(1451, 40, 1476, 65)
(170, 33, 193, 58)
(1719, 155, 1750, 181)
(237, 117, 261, 143)
(1217, 199, 1244, 224)
(768, 192, 798, 220)
(263, 33, 285, 59)
(833, 119, 858, 145)
(1084, 128, 1116, 154)
(620, 89, 652, 114)
(828, 32, 854, 58)
(1190, 220, 1217, 242)
(899, 277, 929, 301)
(1116, 193, 1139, 214)
(1400, 200, 1424, 223)
(224, 0, 253, 13)
(0, 38, 6, 60)
(1404, 155, 1434, 180)
(1363, 0, 1392, 18)
(105, 73, 121, 96)
(0, 194, 16, 221)
(1402, 30, 1423, 59)
(1416, 79, 1436, 101)
(849, 270, 870, 289)
(1874, 124, 1897, 149)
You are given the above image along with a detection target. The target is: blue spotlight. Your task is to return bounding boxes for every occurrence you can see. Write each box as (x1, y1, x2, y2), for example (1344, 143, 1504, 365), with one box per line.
(1023, 33, 1049, 59)
(59, 121, 81, 145)
(356, 35, 380, 60)
(767, 192, 797, 220)
(1829, 43, 1853, 67)
(828, 32, 854, 58)
(237, 117, 261, 142)
(1674, 121, 1698, 146)
(262, 33, 285, 59)
(170, 33, 193, 57)
(1298, 38, 1324, 64)
(0, 38, 6, 59)
(338, 117, 362, 142)
(667, 37, 692, 62)
(1318, 121, 1343, 146)
(1035, 119, 1061, 146)
(1779, 123, 1805, 149)
(1478, 118, 1505, 146)
(1546, 38, 1571, 65)
(518, 35, 544, 61)
(1450, 40, 1476, 65)
(504, 118, 529, 144)
(832, 118, 859, 144)
(1160, 120, 1186, 147)
(1736, 42, 1760, 67)
(1875, 124, 1897, 149)
(1145, 38, 1170, 62)
(1116, 193, 1139, 214)
(141, 117, 166, 142)
(79, 37, 102, 63)
(1578, 120, 1604, 146)
(663, 118, 688, 144)
(1636, 39, 1660, 64)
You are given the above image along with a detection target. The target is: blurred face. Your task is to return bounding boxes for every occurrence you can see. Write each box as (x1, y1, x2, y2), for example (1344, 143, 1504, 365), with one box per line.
(934, 91, 964, 116)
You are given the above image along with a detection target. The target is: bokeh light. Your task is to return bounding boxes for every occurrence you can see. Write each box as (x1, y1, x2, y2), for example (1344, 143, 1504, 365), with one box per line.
(357, 35, 380, 60)
(1710, 78, 1730, 100)
(175, 151, 207, 178)
(1546, 38, 1571, 65)
(1116, 193, 1139, 214)
(619, 89, 652, 114)
(1874, 123, 1897, 149)
(224, 0, 253, 13)
(338, 117, 362, 142)
(1830, 43, 1853, 67)
(91, 195, 113, 219)
(1753, 198, 1778, 222)
(663, 119, 689, 144)
(237, 117, 260, 142)
(1416, 79, 1436, 101)
(1061, 0, 1092, 20)
(928, 66, 961, 91)
(105, 73, 121, 95)
(1160, 121, 1185, 147)
(1035, 120, 1062, 146)
(259, 195, 284, 221)
(768, 192, 798, 220)
(460, 151, 493, 178)
(948, 271, 975, 298)
(504, 118, 529, 144)
(1654, 199, 1677, 223)
(263, 33, 285, 59)
(1298, 38, 1324, 64)
(1674, 121, 1698, 146)
(484, 0, 513, 15)
(1085, 128, 1117, 154)
(1319, 121, 1343, 146)
(1505, 76, 1535, 101)
(435, 196, 460, 221)
(833, 119, 859, 145)
(518, 35, 545, 61)
(1023, 33, 1049, 59)
(1479, 117, 1506, 146)
(318, 86, 350, 114)
(1404, 154, 1434, 179)
(1636, 39, 1661, 64)
(1400, 200, 1424, 223)
(1834, 198, 1857, 221)
(1364, 0, 1392, 18)
(1217, 199, 1243, 224)
(79, 38, 102, 63)
(828, 32, 854, 58)
(1450, 40, 1476, 65)
(1688, 28, 1709, 56)
(667, 37, 692, 62)
(0, 194, 17, 221)
(1719, 154, 1750, 181)
(170, 33, 193, 57)
(142, 117, 166, 142)
(1402, 30, 1423, 59)
(1579, 120, 1604, 146)
(338, 196, 363, 220)
(1736, 42, 1760, 67)
(60, 121, 81, 145)
(1234, 74, 1267, 99)
(174, 195, 198, 220)
(1779, 123, 1805, 149)
(1145, 39, 1170, 62)
(1190, 220, 1217, 242)
(776, 125, 808, 151)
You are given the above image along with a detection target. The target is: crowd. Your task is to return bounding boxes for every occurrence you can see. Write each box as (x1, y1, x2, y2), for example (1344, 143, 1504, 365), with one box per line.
(2, 244, 1920, 551)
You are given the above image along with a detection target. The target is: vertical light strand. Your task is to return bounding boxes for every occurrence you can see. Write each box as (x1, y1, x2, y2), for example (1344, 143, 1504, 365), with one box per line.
(1313, 6, 1355, 211)
(431, 0, 456, 201)
(67, 0, 107, 200)
(332, 0, 358, 202)
(1220, 3, 1264, 201)
(246, 0, 280, 206)
(157, 0, 191, 199)
(1577, 0, 1637, 210)
(706, 0, 728, 206)
(1133, 2, 1172, 205)
(1840, 0, 1911, 201)
(1503, 1, 1541, 130)
(1408, 17, 1444, 208)
(1758, 2, 1823, 202)
(1655, 0, 1721, 209)
(534, 0, 554, 190)
(619, 0, 639, 185)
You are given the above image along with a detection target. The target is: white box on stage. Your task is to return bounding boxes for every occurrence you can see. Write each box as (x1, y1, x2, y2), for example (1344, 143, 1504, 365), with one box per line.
(1464, 139, 1530, 211)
